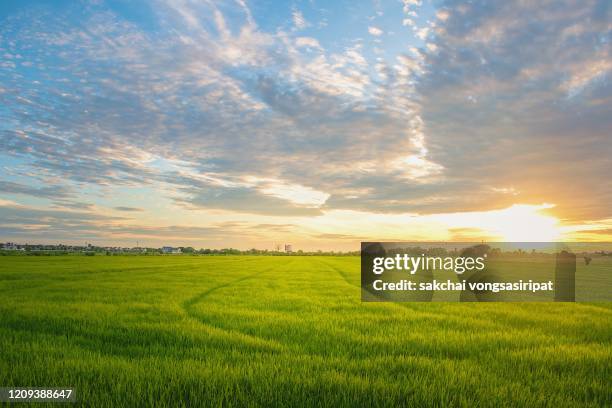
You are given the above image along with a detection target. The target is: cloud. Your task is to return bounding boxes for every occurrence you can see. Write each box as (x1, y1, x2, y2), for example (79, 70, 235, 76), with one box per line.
(311, 233, 369, 241)
(52, 201, 94, 210)
(0, 198, 19, 207)
(168, 175, 326, 217)
(561, 56, 611, 98)
(0, 199, 301, 245)
(295, 37, 321, 49)
(0, 180, 71, 200)
(416, 0, 612, 222)
(255, 178, 329, 207)
(436, 9, 450, 21)
(0, 201, 126, 241)
(402, 0, 422, 9)
(0, 1, 434, 221)
(0, 204, 262, 245)
(114, 206, 144, 212)
(415, 26, 429, 40)
(402, 0, 422, 15)
(292, 10, 308, 30)
(368, 26, 383, 36)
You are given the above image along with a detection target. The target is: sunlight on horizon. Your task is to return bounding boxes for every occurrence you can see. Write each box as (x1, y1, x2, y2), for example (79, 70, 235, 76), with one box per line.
(293, 203, 565, 247)
(472, 204, 561, 242)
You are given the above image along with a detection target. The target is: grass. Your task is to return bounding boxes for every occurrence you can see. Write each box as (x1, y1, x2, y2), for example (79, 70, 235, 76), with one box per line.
(0, 255, 610, 407)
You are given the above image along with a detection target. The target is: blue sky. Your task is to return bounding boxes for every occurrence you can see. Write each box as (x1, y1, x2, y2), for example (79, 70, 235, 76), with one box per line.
(0, 0, 611, 249)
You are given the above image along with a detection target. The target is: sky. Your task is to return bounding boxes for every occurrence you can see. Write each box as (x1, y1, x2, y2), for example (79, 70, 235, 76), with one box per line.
(0, 0, 611, 250)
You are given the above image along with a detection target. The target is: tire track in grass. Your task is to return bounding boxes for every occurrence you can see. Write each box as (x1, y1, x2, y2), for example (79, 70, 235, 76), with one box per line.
(321, 260, 359, 289)
(319, 258, 453, 316)
(319, 258, 448, 317)
(317, 258, 425, 314)
(181, 257, 264, 312)
(181, 260, 294, 352)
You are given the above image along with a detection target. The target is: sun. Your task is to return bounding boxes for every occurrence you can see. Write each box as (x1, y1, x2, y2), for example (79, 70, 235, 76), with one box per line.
(486, 204, 562, 241)
(428, 203, 563, 242)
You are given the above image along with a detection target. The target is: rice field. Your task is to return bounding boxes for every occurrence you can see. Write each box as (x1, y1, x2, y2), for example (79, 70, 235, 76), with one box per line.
(0, 255, 610, 407)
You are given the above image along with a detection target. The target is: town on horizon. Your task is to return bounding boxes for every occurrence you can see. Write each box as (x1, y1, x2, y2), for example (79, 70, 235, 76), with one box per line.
(3, 241, 612, 258)
(0, 241, 344, 255)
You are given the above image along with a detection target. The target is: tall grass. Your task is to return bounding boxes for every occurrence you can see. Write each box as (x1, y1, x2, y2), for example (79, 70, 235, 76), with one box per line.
(0, 256, 610, 407)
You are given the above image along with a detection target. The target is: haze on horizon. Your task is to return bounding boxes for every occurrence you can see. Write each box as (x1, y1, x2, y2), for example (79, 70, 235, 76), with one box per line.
(0, 0, 611, 251)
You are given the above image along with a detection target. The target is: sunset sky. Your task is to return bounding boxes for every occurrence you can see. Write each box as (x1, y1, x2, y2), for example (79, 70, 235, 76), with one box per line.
(0, 0, 610, 250)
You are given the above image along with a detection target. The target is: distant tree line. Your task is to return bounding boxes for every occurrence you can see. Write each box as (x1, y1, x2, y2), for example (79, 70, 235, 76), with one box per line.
(0, 243, 360, 256)
(3, 242, 610, 257)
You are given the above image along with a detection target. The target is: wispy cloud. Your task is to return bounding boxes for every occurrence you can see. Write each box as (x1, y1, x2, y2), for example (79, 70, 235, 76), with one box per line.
(114, 206, 144, 212)
(292, 9, 308, 30)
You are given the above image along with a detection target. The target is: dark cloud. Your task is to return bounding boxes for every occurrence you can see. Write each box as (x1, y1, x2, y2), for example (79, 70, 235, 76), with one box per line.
(0, 180, 94, 212)
(0, 204, 126, 242)
(0, 180, 71, 199)
(0, 203, 286, 244)
(175, 186, 323, 217)
(114, 206, 144, 212)
(52, 201, 94, 210)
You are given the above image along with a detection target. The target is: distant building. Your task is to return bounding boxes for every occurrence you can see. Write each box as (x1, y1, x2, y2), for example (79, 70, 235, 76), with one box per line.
(162, 246, 181, 254)
(284, 244, 293, 253)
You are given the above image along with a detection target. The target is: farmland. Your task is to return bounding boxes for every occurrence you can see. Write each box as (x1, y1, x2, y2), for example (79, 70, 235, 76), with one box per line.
(0, 255, 611, 407)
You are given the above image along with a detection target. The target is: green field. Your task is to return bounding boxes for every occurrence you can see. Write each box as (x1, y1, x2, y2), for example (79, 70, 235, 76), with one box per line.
(1, 256, 611, 407)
